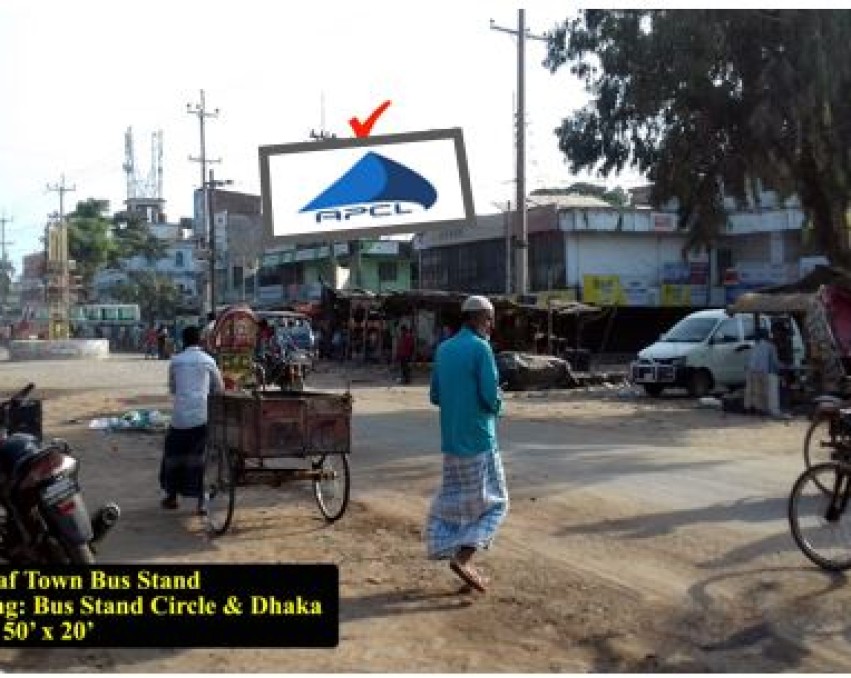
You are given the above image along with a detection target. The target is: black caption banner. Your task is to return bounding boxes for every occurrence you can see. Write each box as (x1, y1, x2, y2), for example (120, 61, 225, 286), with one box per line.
(0, 564, 338, 648)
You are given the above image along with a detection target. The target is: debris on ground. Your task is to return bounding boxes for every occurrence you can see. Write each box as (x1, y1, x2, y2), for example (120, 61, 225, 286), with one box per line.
(89, 409, 169, 431)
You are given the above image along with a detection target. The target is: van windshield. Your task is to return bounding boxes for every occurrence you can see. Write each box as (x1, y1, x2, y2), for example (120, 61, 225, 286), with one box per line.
(662, 317, 718, 343)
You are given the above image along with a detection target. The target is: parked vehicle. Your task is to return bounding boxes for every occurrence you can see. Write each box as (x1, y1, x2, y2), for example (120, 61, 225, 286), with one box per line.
(0, 384, 120, 564)
(630, 309, 805, 397)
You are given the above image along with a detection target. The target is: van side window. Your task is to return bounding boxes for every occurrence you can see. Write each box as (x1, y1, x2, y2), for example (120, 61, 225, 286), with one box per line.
(713, 318, 740, 343)
(741, 316, 756, 340)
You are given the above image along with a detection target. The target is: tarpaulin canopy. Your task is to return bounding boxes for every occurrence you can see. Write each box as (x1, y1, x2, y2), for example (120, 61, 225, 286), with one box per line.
(727, 291, 815, 315)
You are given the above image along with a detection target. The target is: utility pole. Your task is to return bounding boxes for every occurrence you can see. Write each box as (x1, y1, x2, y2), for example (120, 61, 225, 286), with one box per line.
(491, 10, 547, 296)
(46, 174, 76, 223)
(309, 97, 341, 293)
(205, 169, 233, 314)
(187, 89, 221, 192)
(45, 175, 76, 339)
(0, 213, 13, 322)
(187, 90, 221, 314)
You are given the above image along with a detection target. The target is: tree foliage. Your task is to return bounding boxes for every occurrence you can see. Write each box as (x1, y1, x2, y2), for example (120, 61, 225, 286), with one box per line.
(111, 271, 181, 323)
(111, 211, 167, 265)
(66, 199, 115, 289)
(545, 10, 851, 263)
(67, 201, 170, 294)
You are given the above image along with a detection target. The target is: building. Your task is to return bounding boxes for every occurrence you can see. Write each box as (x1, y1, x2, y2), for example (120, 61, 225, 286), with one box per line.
(416, 192, 813, 309)
(256, 238, 414, 307)
(194, 188, 265, 308)
(93, 238, 201, 312)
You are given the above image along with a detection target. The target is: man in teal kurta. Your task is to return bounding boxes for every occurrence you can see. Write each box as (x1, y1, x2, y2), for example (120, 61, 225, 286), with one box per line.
(426, 295, 509, 593)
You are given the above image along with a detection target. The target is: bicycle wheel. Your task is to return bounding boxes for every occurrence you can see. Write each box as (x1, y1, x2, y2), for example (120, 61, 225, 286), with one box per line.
(788, 462, 851, 571)
(804, 416, 840, 478)
(312, 454, 350, 522)
(203, 444, 235, 537)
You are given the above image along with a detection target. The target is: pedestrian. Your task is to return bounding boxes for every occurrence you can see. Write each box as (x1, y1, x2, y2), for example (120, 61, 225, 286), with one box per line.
(156, 324, 168, 360)
(397, 325, 415, 384)
(159, 325, 225, 514)
(744, 327, 781, 416)
(426, 295, 507, 593)
(144, 325, 158, 359)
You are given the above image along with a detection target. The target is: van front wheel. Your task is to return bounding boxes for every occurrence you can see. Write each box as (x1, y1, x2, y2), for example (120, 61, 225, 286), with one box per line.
(687, 369, 713, 398)
(643, 384, 664, 397)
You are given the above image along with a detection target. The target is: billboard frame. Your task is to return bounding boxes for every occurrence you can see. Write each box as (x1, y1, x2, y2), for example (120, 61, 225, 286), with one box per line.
(258, 127, 476, 244)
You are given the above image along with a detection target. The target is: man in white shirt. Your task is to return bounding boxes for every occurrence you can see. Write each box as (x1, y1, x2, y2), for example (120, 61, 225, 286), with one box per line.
(159, 325, 225, 514)
(744, 328, 781, 416)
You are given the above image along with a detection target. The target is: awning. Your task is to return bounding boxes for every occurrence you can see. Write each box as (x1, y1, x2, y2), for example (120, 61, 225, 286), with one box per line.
(726, 291, 815, 315)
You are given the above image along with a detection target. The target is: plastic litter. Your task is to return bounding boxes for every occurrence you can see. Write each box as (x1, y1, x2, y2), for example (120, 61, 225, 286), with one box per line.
(89, 409, 170, 431)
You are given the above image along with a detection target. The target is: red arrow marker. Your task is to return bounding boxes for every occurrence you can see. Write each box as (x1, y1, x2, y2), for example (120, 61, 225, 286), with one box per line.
(349, 100, 392, 138)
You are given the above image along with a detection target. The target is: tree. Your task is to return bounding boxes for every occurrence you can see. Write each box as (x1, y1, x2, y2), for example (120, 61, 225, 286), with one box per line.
(111, 211, 168, 265)
(545, 10, 851, 264)
(111, 271, 181, 324)
(66, 199, 115, 291)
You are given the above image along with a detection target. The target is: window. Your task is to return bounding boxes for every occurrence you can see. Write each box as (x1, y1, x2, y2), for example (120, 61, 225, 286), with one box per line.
(378, 261, 398, 283)
(175, 252, 185, 268)
(712, 317, 740, 343)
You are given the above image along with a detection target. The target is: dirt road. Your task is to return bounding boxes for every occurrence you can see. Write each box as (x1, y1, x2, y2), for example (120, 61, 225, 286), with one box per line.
(0, 355, 849, 672)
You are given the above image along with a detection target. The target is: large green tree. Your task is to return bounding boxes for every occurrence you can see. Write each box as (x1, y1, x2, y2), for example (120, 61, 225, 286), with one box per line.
(546, 10, 851, 264)
(111, 212, 167, 265)
(67, 202, 170, 296)
(66, 199, 115, 289)
(111, 271, 181, 323)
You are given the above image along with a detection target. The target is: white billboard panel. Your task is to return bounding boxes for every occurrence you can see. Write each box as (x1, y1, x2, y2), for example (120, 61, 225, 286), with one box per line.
(258, 129, 475, 244)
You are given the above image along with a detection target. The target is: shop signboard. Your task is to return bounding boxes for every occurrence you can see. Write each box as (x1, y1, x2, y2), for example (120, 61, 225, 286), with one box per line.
(582, 275, 626, 305)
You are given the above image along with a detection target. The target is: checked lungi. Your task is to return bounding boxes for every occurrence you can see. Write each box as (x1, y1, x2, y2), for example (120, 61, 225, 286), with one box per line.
(159, 424, 207, 499)
(426, 449, 509, 560)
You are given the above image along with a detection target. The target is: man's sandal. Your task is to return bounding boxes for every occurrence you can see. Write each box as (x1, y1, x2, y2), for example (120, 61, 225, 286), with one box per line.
(450, 559, 487, 593)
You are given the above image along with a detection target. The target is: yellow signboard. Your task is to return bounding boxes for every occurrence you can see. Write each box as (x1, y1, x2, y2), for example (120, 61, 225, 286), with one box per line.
(660, 284, 691, 306)
(582, 275, 626, 305)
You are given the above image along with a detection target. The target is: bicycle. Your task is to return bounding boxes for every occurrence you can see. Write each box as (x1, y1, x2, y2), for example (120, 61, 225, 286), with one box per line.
(788, 452, 851, 571)
(803, 395, 851, 492)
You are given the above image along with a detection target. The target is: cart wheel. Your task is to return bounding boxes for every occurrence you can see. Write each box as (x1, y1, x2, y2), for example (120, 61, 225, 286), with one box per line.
(312, 454, 350, 522)
(203, 444, 235, 537)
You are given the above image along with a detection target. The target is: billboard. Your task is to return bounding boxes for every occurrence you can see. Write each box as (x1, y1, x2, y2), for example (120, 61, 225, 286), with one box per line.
(258, 129, 475, 244)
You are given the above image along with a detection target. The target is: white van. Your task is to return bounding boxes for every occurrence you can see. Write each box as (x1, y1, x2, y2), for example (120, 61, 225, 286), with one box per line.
(630, 309, 805, 397)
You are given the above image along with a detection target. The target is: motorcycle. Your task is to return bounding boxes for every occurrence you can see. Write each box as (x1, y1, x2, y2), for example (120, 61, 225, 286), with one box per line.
(0, 383, 120, 564)
(254, 334, 313, 392)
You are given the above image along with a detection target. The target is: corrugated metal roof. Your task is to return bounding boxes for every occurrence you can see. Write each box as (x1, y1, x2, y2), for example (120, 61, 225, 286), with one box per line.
(527, 193, 614, 210)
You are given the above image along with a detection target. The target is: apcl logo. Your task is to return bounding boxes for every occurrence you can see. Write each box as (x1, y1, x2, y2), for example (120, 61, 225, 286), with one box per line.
(300, 152, 437, 223)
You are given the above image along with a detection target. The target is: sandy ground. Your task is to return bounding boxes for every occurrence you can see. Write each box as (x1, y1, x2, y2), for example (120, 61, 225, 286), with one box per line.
(0, 354, 850, 672)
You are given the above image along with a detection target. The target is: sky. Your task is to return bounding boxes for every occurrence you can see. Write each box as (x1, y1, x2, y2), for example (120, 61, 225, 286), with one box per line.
(0, 0, 651, 275)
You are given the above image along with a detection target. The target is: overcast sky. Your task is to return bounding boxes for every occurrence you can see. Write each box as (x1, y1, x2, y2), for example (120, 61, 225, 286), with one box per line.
(0, 0, 652, 273)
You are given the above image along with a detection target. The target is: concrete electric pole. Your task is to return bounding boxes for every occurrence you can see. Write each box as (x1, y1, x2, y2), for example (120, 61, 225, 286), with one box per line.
(205, 169, 233, 314)
(187, 90, 222, 314)
(0, 213, 13, 322)
(45, 176, 76, 339)
(491, 10, 547, 296)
